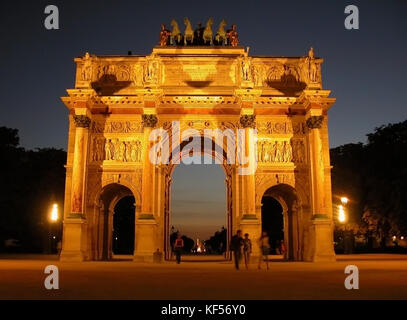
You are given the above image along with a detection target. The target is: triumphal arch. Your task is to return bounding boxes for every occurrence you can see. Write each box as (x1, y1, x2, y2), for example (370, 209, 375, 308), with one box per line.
(60, 21, 336, 262)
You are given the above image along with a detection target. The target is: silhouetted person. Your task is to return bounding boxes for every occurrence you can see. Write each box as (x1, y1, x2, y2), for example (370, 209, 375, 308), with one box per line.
(174, 234, 184, 264)
(57, 240, 62, 257)
(344, 226, 354, 254)
(230, 230, 244, 270)
(243, 233, 252, 270)
(280, 240, 286, 256)
(258, 231, 270, 270)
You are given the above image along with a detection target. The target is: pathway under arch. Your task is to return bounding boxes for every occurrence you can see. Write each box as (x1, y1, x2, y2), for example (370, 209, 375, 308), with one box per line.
(261, 184, 301, 261)
(95, 183, 136, 260)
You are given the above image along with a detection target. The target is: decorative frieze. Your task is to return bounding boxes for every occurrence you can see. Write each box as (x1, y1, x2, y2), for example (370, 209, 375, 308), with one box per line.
(91, 137, 143, 162)
(91, 121, 142, 134)
(257, 121, 306, 135)
(257, 139, 306, 164)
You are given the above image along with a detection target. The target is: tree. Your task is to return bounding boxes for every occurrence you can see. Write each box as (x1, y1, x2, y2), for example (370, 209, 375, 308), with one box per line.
(0, 127, 66, 252)
(331, 120, 407, 249)
(205, 227, 227, 254)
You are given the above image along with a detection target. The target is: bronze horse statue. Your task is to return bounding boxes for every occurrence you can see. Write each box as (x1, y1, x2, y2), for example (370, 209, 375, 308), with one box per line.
(184, 17, 194, 45)
(170, 19, 183, 45)
(213, 19, 227, 45)
(203, 17, 213, 45)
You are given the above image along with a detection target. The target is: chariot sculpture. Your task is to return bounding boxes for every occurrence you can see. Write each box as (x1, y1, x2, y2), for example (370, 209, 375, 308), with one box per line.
(159, 18, 239, 47)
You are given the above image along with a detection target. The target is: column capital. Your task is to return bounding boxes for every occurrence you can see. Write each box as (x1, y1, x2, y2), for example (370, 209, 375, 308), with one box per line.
(142, 114, 158, 128)
(306, 115, 324, 130)
(73, 115, 91, 128)
(240, 114, 256, 128)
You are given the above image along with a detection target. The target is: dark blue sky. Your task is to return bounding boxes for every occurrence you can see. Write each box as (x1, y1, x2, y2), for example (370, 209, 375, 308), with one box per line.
(1, 1, 406, 240)
(1, 0, 406, 149)
(171, 156, 226, 240)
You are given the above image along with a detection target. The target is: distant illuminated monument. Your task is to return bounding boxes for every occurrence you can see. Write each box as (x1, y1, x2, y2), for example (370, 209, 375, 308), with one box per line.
(60, 19, 336, 262)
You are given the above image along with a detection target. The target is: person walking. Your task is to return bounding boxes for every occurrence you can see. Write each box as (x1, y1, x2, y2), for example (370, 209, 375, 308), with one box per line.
(258, 231, 270, 270)
(230, 230, 244, 270)
(174, 234, 184, 264)
(243, 233, 252, 270)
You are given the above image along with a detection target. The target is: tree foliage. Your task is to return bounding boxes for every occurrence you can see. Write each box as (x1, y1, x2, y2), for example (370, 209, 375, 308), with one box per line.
(0, 127, 66, 252)
(331, 120, 407, 241)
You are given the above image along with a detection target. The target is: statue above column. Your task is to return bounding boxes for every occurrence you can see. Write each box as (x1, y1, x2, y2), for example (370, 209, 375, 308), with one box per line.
(159, 18, 240, 47)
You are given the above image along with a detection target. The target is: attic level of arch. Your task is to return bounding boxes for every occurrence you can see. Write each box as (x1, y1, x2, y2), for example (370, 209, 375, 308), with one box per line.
(73, 46, 325, 98)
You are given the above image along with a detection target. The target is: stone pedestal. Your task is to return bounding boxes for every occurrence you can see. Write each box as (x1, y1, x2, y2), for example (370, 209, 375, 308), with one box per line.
(60, 217, 87, 262)
(133, 218, 157, 262)
(308, 215, 336, 262)
(240, 215, 261, 257)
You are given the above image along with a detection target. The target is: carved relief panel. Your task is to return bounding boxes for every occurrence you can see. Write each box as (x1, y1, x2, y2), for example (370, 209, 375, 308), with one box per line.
(90, 136, 143, 163)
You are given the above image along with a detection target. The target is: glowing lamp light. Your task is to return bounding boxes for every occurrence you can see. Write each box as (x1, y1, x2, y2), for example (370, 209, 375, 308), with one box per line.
(392, 235, 397, 241)
(50, 204, 58, 222)
(338, 205, 346, 223)
(401, 236, 404, 240)
(341, 197, 349, 205)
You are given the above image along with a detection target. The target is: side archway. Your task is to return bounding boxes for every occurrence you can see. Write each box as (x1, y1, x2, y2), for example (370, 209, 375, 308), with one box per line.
(94, 183, 136, 260)
(261, 183, 302, 261)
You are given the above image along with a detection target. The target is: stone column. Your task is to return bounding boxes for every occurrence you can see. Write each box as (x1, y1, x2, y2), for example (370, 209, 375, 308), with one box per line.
(238, 115, 261, 258)
(60, 114, 91, 262)
(140, 114, 157, 216)
(306, 113, 336, 262)
(240, 115, 257, 218)
(134, 114, 158, 262)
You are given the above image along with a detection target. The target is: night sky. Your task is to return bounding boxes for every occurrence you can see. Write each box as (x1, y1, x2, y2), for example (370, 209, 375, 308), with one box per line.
(1, 1, 406, 240)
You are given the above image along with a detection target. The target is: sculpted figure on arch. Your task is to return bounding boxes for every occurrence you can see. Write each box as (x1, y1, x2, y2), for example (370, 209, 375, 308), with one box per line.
(214, 19, 227, 45)
(81, 52, 93, 81)
(307, 46, 319, 83)
(226, 24, 239, 46)
(159, 24, 171, 46)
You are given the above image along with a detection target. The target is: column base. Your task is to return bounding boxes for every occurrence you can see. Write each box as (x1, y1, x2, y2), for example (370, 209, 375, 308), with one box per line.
(60, 216, 88, 262)
(239, 215, 261, 257)
(134, 216, 157, 262)
(307, 215, 336, 262)
(60, 250, 87, 262)
(133, 253, 154, 263)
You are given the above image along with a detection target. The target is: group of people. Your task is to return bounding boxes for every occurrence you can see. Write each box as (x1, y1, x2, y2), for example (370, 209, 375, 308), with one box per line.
(172, 231, 285, 269)
(230, 230, 285, 270)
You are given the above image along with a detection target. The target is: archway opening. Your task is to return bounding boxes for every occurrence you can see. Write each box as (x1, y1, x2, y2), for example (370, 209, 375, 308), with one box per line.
(261, 195, 284, 256)
(170, 155, 227, 259)
(112, 196, 135, 255)
(260, 184, 301, 261)
(98, 183, 136, 260)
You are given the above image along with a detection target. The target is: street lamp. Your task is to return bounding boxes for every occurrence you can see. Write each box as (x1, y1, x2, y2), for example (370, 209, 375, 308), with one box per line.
(338, 205, 346, 223)
(50, 203, 58, 222)
(48, 203, 59, 254)
(341, 197, 349, 205)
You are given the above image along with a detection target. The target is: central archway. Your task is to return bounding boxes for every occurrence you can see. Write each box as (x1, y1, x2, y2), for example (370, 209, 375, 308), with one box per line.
(171, 155, 227, 258)
(163, 136, 234, 260)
